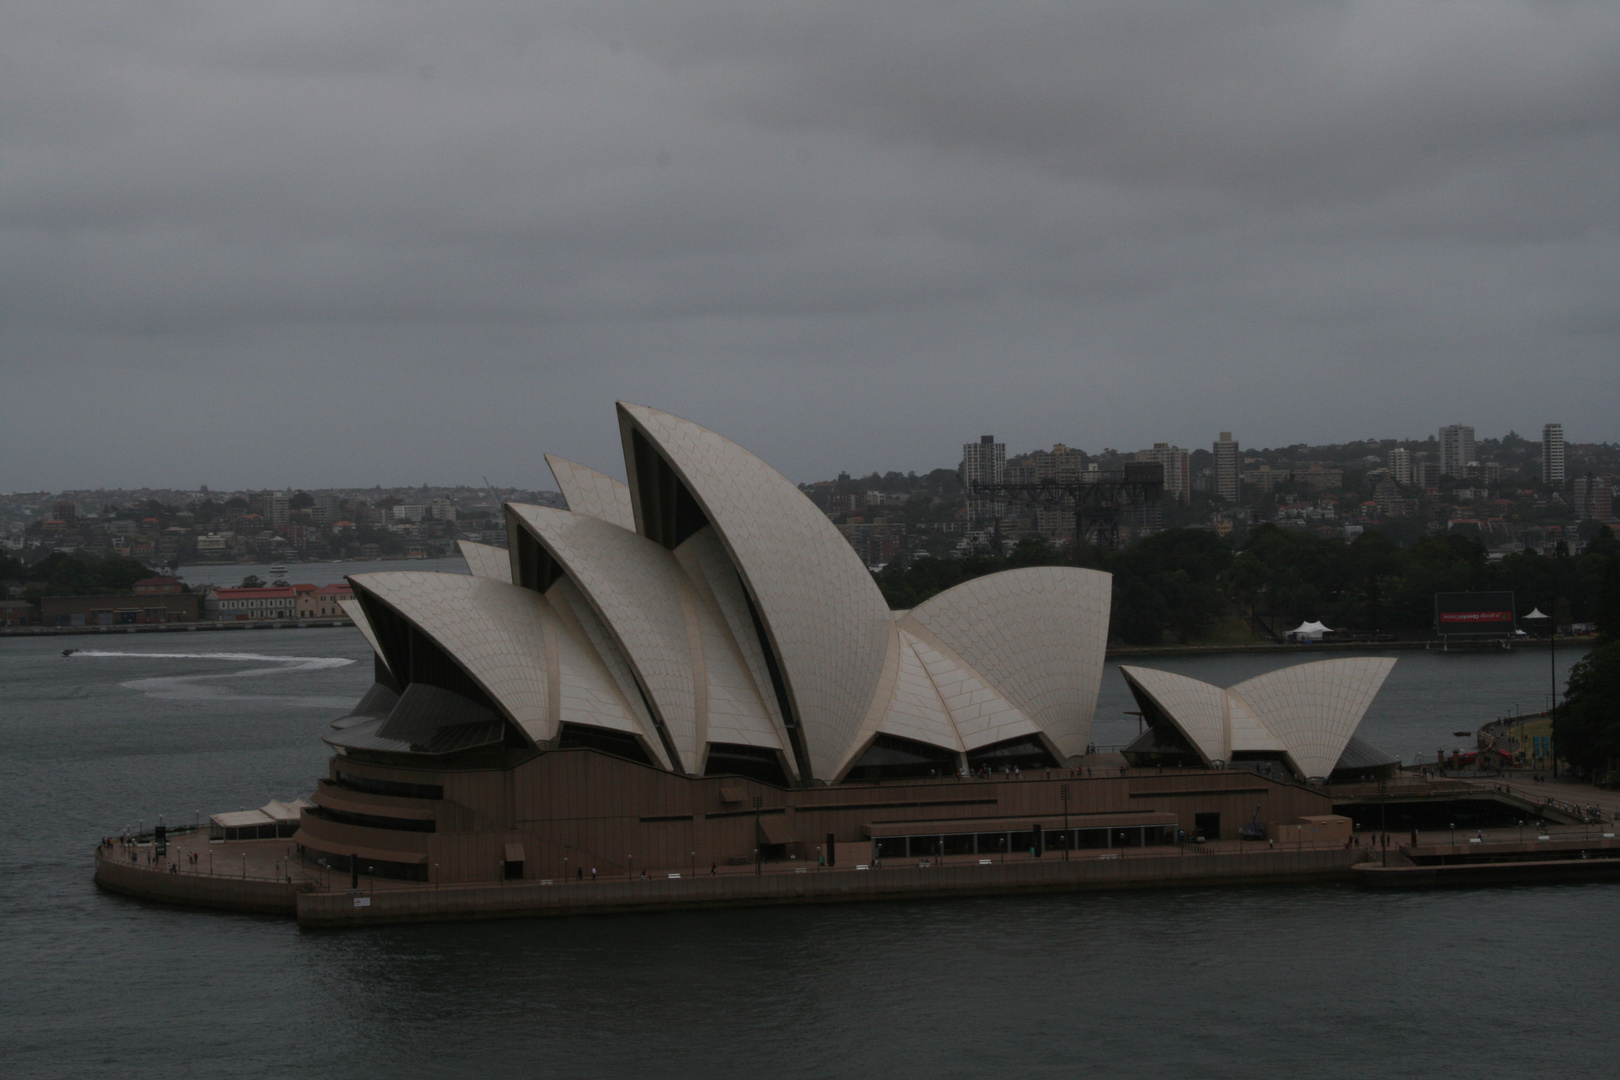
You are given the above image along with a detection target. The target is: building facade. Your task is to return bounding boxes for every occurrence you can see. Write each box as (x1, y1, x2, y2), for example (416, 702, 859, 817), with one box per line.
(1214, 432, 1239, 502)
(1136, 443, 1190, 502)
(961, 434, 1005, 524)
(205, 585, 299, 621)
(1542, 423, 1565, 486)
(1387, 447, 1412, 486)
(1439, 424, 1476, 479)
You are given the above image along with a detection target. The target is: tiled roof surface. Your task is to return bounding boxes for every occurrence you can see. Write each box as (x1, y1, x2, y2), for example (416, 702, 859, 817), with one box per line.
(619, 402, 893, 780)
(546, 455, 636, 531)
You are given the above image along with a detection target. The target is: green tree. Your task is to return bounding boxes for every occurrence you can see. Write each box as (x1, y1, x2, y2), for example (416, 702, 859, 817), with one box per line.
(1110, 529, 1231, 644)
(1555, 642, 1620, 782)
(1594, 554, 1620, 645)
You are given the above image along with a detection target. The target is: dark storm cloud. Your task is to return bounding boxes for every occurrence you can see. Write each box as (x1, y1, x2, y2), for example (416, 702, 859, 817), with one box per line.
(1, 2, 1616, 490)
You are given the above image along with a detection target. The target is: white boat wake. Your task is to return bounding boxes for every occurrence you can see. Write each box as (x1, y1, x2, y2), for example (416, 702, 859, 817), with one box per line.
(68, 650, 357, 704)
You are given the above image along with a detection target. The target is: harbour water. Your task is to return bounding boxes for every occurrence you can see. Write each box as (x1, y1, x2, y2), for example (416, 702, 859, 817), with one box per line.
(2, 631, 1612, 1079)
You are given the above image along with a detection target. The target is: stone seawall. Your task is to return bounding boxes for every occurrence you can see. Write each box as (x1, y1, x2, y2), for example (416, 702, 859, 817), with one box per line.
(1354, 856, 1620, 888)
(94, 852, 301, 915)
(296, 847, 1367, 927)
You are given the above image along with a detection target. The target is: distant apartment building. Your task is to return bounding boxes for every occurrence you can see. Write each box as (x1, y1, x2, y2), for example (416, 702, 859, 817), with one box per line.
(1213, 432, 1239, 502)
(1022, 443, 1085, 483)
(1240, 465, 1283, 493)
(961, 434, 1005, 523)
(1438, 425, 1475, 478)
(195, 532, 232, 558)
(247, 491, 290, 529)
(835, 522, 905, 569)
(391, 503, 426, 523)
(311, 494, 345, 523)
(1542, 423, 1565, 486)
(1388, 447, 1413, 486)
(1298, 465, 1344, 493)
(1412, 459, 1440, 489)
(1135, 443, 1190, 502)
(1572, 474, 1616, 523)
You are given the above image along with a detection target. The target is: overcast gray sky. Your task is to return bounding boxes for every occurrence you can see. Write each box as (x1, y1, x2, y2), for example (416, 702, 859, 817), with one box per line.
(3, 1, 1616, 491)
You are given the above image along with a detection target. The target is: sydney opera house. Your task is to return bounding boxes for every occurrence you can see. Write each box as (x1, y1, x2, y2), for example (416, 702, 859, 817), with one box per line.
(291, 403, 1397, 886)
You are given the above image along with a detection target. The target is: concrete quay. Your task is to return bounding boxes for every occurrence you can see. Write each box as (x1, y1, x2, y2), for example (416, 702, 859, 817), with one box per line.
(94, 832, 1368, 925)
(94, 837, 304, 915)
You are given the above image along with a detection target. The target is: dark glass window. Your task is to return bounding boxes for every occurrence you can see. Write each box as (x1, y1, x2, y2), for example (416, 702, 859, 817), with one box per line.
(556, 723, 654, 765)
(335, 772, 443, 800)
(845, 734, 960, 781)
(965, 735, 1058, 773)
(298, 845, 429, 883)
(309, 805, 435, 833)
(703, 743, 790, 786)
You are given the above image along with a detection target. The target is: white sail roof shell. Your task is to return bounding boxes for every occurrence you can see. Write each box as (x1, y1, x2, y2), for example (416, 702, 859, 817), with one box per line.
(347, 572, 554, 744)
(618, 402, 894, 781)
(1119, 666, 1230, 762)
(541, 576, 673, 770)
(875, 632, 966, 752)
(546, 455, 636, 531)
(458, 540, 513, 583)
(1120, 657, 1395, 779)
(337, 595, 389, 675)
(1228, 657, 1395, 779)
(672, 529, 784, 753)
(331, 403, 1122, 786)
(902, 566, 1110, 760)
(507, 503, 701, 773)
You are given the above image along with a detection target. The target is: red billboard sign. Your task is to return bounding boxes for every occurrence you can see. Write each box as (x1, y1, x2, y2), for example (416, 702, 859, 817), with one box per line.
(1438, 610, 1512, 624)
(1434, 592, 1516, 636)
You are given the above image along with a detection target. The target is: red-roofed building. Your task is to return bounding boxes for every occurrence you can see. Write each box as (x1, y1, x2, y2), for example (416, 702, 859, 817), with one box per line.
(298, 582, 354, 619)
(203, 585, 298, 621)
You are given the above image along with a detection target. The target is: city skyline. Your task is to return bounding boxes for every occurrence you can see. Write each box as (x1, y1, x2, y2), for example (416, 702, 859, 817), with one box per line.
(2, 4, 1617, 490)
(4, 418, 1607, 497)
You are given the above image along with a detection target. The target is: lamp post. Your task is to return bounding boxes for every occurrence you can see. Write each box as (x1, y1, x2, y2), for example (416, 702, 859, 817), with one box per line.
(1378, 776, 1388, 867)
(1059, 785, 1071, 862)
(752, 795, 763, 876)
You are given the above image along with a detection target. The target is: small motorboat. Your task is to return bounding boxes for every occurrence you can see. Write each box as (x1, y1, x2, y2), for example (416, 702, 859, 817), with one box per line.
(62, 648, 78, 657)
(1452, 731, 1473, 738)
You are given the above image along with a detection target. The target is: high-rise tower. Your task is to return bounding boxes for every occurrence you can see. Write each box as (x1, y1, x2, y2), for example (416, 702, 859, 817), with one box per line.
(1438, 425, 1475, 478)
(961, 434, 1005, 524)
(1214, 432, 1239, 502)
(1542, 423, 1565, 486)
(1388, 447, 1413, 486)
